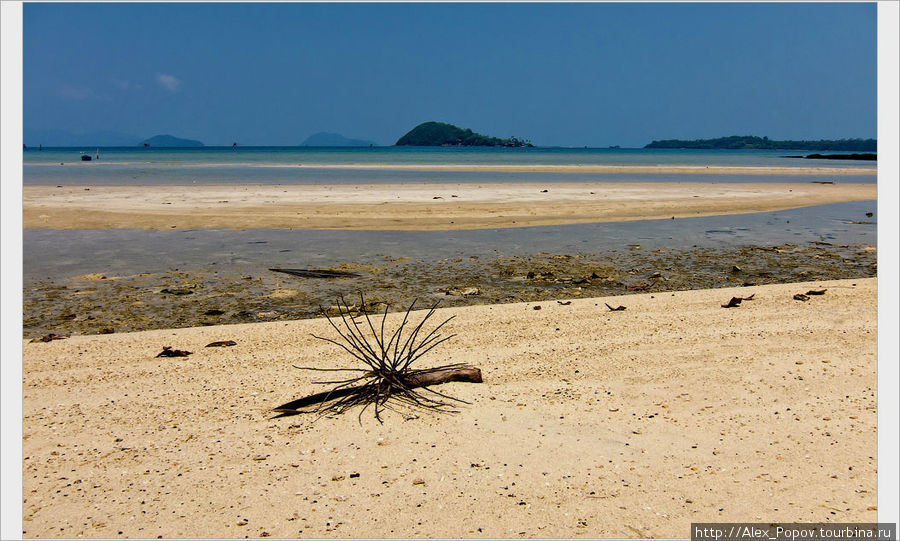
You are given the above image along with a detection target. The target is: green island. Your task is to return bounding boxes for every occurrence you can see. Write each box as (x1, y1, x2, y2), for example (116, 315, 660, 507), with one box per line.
(644, 135, 875, 151)
(396, 121, 533, 147)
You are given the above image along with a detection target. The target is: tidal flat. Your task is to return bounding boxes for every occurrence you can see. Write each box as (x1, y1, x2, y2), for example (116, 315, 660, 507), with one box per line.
(24, 242, 876, 339)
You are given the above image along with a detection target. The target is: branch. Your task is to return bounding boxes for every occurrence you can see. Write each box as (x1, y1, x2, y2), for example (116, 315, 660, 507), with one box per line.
(273, 364, 482, 418)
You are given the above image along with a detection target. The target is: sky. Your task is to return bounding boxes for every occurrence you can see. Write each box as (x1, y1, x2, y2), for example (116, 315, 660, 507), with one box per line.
(23, 2, 877, 147)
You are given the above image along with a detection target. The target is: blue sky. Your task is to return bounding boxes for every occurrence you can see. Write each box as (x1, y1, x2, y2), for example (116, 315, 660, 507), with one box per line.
(23, 2, 876, 147)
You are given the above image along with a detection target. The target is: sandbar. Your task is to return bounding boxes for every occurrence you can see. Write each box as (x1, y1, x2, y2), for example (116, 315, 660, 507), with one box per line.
(23, 181, 877, 230)
(22, 278, 876, 538)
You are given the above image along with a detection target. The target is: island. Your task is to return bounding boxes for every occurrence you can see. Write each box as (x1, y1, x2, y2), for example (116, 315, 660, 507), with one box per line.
(644, 135, 876, 152)
(301, 132, 375, 147)
(395, 121, 533, 147)
(785, 153, 877, 161)
(141, 134, 204, 147)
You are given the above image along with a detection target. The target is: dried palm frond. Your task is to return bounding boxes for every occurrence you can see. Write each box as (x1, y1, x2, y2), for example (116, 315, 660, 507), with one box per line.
(273, 294, 482, 423)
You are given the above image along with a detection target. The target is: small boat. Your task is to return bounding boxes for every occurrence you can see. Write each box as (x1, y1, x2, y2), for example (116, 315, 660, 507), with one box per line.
(81, 154, 92, 161)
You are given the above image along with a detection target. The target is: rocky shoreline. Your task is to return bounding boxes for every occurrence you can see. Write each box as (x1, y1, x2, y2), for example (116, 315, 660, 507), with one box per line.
(23, 242, 876, 340)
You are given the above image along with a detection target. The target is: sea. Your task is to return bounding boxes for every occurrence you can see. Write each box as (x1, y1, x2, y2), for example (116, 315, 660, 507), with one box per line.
(23, 146, 876, 186)
(23, 146, 877, 281)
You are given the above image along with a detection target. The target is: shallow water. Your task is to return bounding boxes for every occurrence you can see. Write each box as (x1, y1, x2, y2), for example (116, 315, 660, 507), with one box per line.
(22, 163, 876, 186)
(23, 146, 875, 188)
(22, 145, 878, 168)
(24, 200, 876, 283)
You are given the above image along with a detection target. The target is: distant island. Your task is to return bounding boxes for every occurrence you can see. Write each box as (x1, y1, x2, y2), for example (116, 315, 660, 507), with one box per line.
(785, 153, 876, 161)
(645, 135, 876, 151)
(301, 132, 375, 147)
(141, 134, 204, 147)
(395, 121, 533, 147)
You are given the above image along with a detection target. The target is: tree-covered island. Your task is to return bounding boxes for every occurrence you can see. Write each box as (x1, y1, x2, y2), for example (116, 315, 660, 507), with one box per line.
(645, 135, 875, 151)
(396, 121, 533, 147)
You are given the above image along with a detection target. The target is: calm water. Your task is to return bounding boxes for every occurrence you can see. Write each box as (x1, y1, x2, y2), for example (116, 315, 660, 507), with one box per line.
(23, 146, 876, 185)
(22, 146, 877, 284)
(24, 201, 876, 283)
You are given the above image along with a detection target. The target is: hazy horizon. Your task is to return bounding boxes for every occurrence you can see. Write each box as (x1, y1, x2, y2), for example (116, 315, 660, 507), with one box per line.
(21, 129, 880, 150)
(24, 3, 876, 147)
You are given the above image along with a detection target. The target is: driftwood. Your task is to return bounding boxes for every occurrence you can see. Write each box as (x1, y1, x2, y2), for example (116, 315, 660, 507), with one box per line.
(156, 346, 192, 357)
(273, 365, 482, 417)
(605, 303, 626, 311)
(722, 293, 755, 308)
(793, 289, 825, 301)
(206, 340, 237, 347)
(270, 268, 359, 279)
(274, 295, 481, 423)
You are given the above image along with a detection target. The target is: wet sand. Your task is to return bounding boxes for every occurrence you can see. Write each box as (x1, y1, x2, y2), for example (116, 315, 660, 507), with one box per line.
(23, 243, 877, 339)
(22, 278, 877, 538)
(23, 181, 876, 230)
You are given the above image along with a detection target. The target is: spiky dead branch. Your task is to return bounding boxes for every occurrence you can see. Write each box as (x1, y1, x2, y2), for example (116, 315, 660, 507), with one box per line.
(273, 294, 482, 423)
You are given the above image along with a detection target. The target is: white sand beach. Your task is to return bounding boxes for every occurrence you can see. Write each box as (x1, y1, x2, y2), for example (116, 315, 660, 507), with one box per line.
(22, 278, 877, 538)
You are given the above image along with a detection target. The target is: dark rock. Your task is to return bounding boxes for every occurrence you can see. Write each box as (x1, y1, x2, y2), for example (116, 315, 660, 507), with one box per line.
(33, 333, 69, 343)
(161, 287, 194, 295)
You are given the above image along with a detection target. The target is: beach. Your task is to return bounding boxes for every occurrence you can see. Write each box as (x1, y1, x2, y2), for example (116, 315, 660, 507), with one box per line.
(22, 278, 877, 538)
(13, 2, 889, 539)
(23, 181, 876, 230)
(19, 151, 881, 537)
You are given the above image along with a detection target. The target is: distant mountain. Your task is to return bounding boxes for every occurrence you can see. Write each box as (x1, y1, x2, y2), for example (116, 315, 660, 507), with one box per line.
(645, 135, 876, 151)
(301, 132, 375, 147)
(141, 134, 204, 147)
(24, 129, 142, 147)
(395, 121, 533, 147)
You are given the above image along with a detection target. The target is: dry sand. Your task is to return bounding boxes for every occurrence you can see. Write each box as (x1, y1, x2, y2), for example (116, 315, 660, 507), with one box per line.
(23, 181, 876, 230)
(22, 278, 877, 538)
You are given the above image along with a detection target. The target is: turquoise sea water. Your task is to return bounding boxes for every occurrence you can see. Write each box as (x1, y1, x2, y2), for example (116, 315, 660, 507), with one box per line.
(23, 146, 876, 185)
(22, 146, 877, 285)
